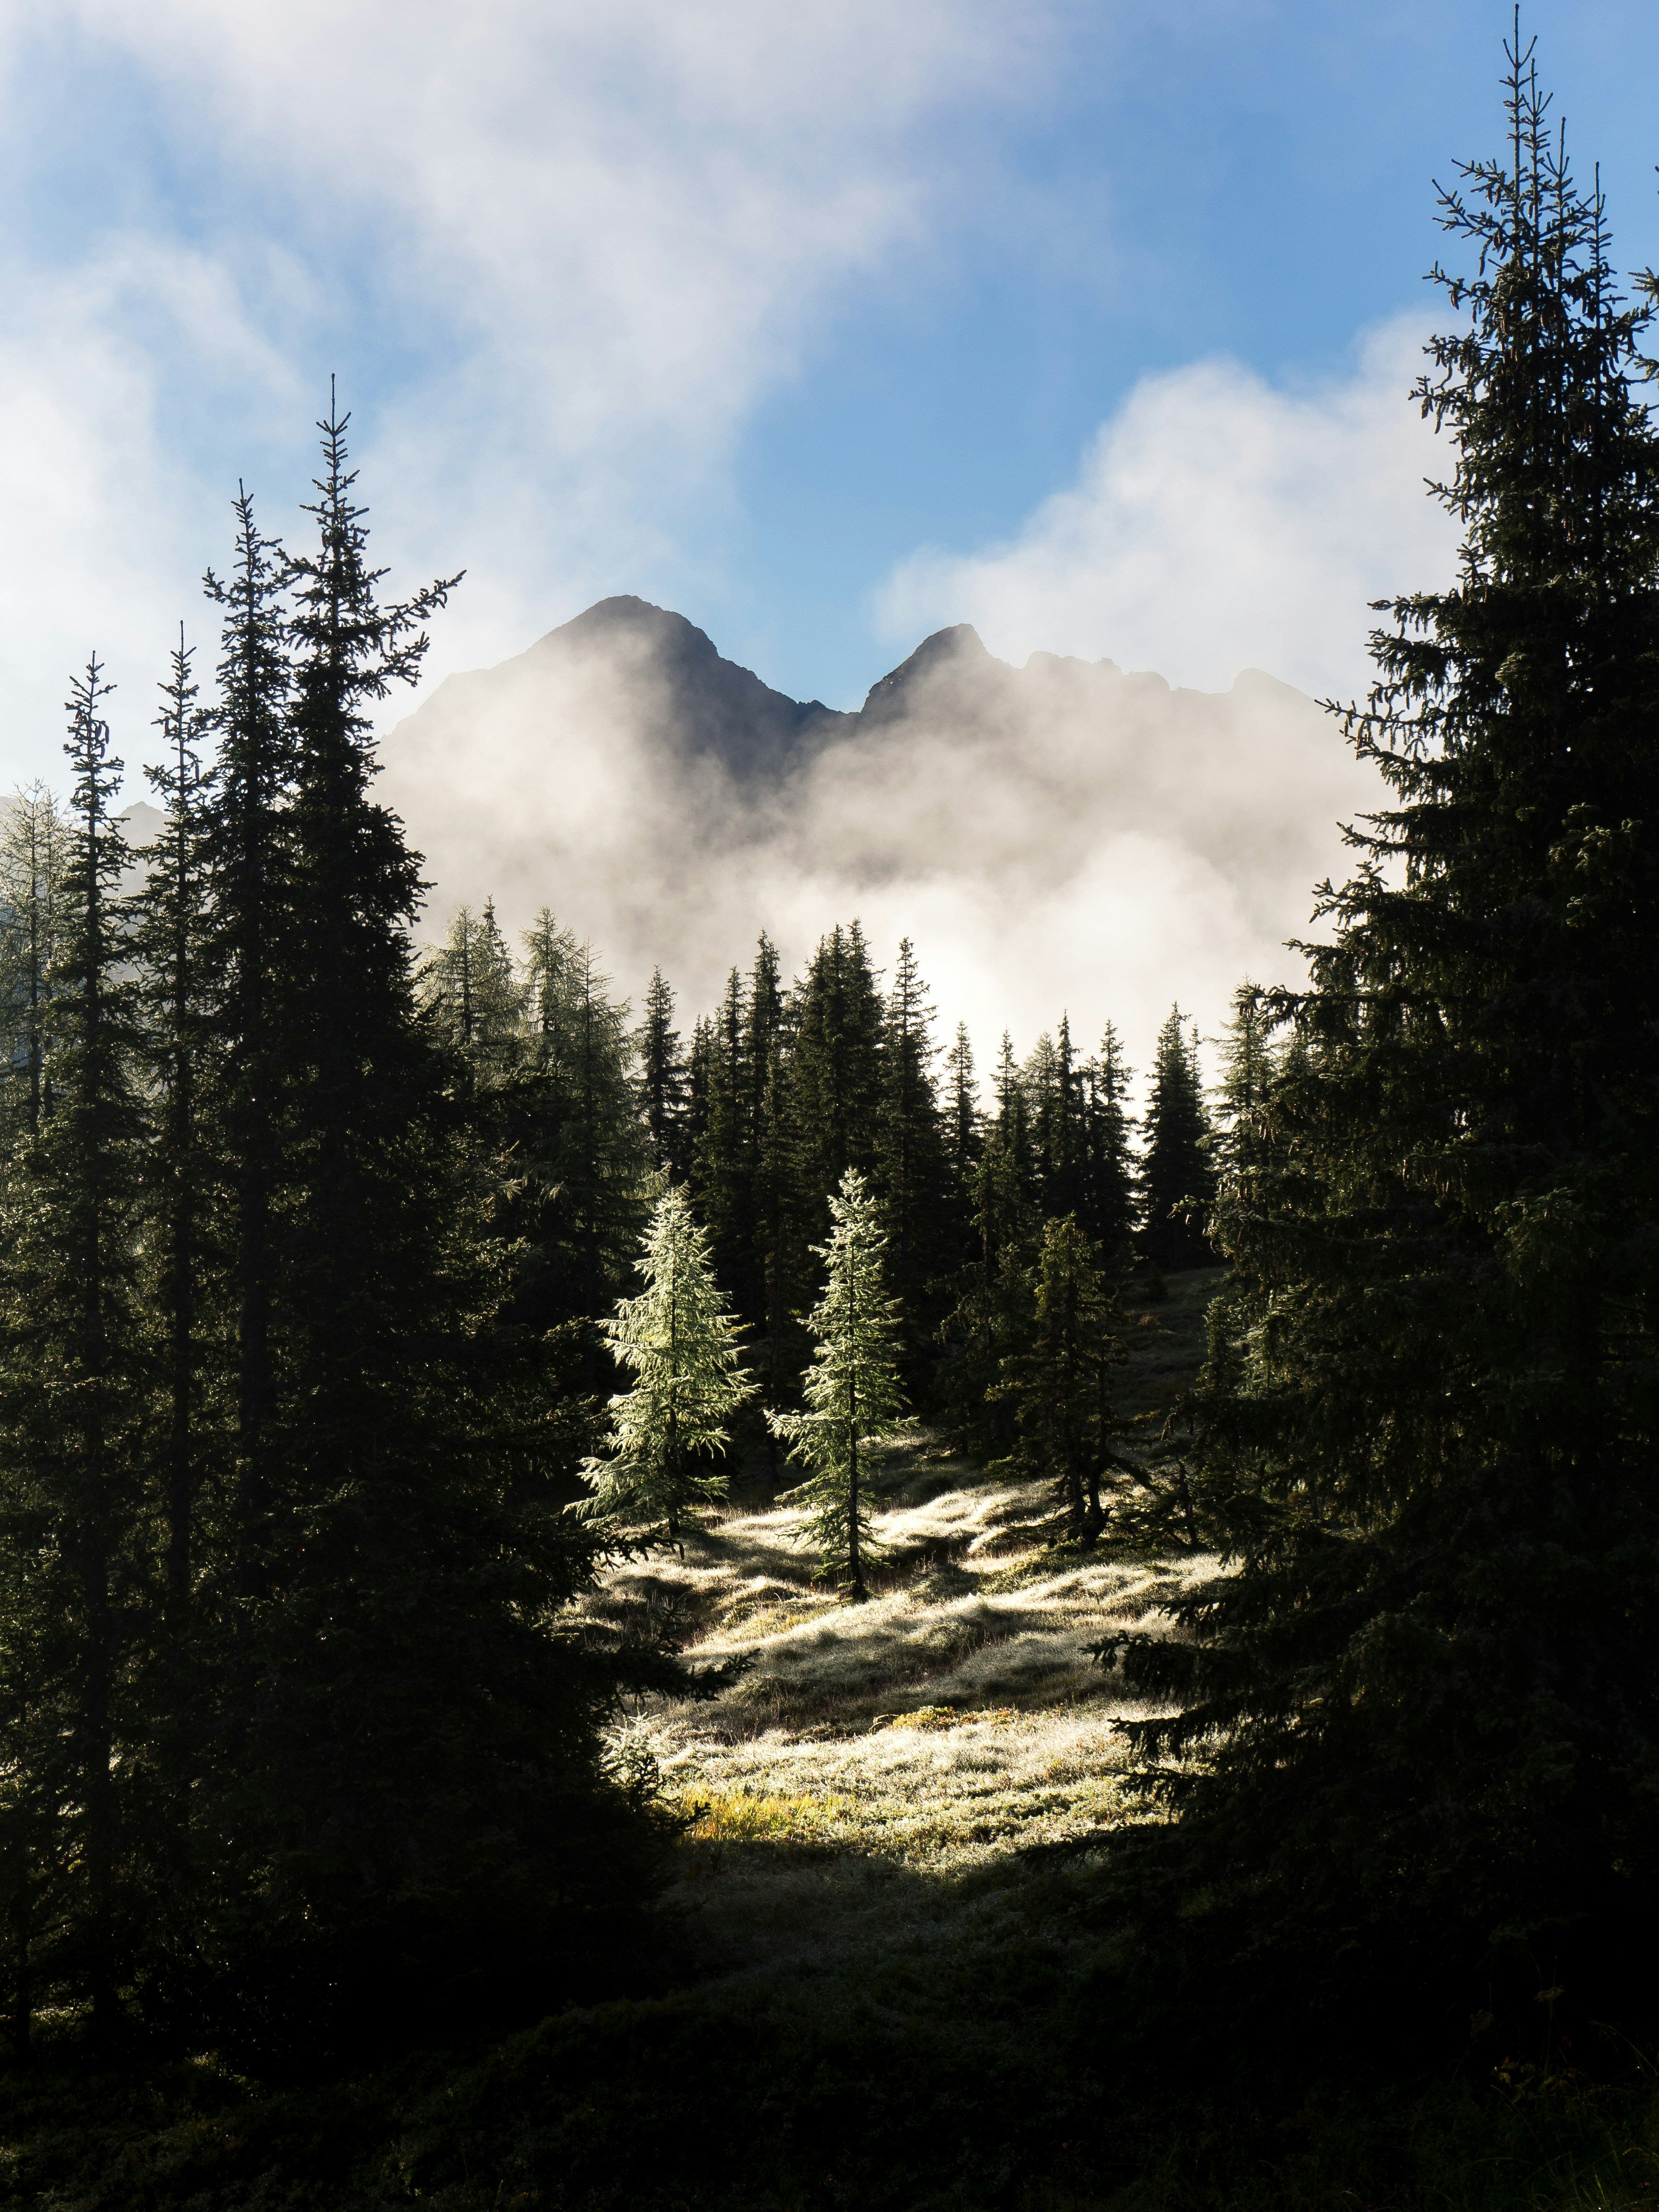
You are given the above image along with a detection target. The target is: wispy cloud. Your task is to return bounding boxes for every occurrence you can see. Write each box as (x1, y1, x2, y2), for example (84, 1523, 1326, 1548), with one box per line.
(0, 0, 1061, 779)
(878, 317, 1460, 704)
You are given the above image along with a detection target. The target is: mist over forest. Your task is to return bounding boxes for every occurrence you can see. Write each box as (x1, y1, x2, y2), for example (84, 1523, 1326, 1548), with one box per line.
(379, 592, 1382, 1070)
(3, 23, 1659, 2212)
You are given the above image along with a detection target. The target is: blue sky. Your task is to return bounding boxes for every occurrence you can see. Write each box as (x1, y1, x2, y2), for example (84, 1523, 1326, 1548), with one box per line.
(1, 0, 1656, 785)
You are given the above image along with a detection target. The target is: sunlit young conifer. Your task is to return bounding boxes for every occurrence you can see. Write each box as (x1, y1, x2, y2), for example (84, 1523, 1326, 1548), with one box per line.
(577, 1185, 754, 1542)
(769, 1169, 907, 1600)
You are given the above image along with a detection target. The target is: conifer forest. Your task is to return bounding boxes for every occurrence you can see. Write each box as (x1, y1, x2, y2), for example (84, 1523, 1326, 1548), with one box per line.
(4, 32, 1659, 2212)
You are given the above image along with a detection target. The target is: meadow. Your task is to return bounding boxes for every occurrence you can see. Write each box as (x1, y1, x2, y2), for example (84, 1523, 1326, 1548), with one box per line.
(2, 1266, 1655, 2210)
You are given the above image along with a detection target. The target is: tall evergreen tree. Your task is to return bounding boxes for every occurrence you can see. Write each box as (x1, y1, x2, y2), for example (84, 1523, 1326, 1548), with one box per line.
(0, 661, 149, 2047)
(516, 921, 648, 1371)
(997, 1216, 1121, 1547)
(788, 922, 884, 1243)
(133, 632, 216, 1619)
(1027, 1016, 1088, 1223)
(577, 1187, 754, 1543)
(636, 967, 688, 1179)
(199, 488, 294, 1582)
(769, 1170, 906, 1601)
(1113, 40, 1659, 2009)
(873, 937, 953, 1359)
(1212, 982, 1279, 1179)
(422, 902, 523, 1102)
(943, 1021, 982, 1193)
(692, 966, 749, 1312)
(1138, 1006, 1215, 1271)
(1080, 1022, 1138, 1265)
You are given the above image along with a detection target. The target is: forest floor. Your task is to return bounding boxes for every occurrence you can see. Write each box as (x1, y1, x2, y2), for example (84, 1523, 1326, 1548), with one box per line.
(577, 1264, 1226, 2034)
(4, 1266, 1657, 2209)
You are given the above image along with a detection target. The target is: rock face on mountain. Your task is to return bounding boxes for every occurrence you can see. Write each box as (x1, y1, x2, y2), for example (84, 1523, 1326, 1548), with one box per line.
(379, 596, 1382, 1054)
(492, 596, 855, 778)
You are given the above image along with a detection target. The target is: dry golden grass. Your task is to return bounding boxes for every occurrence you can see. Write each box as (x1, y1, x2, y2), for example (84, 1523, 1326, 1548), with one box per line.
(581, 1395, 1219, 1999)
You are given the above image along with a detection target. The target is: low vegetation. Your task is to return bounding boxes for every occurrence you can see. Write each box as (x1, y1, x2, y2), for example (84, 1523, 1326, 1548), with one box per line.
(3, 1271, 1654, 2210)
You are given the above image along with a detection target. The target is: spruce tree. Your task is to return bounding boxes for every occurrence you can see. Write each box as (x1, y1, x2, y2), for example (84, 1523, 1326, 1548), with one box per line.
(1027, 1016, 1088, 1223)
(1212, 983, 1279, 1179)
(788, 921, 884, 1241)
(692, 966, 750, 1313)
(0, 661, 150, 2046)
(936, 1118, 1040, 1461)
(198, 487, 294, 1580)
(577, 1187, 754, 1542)
(1113, 39, 1659, 2011)
(1080, 1023, 1137, 1265)
(997, 1216, 1121, 1546)
(515, 921, 648, 1369)
(636, 967, 688, 1178)
(770, 1169, 907, 1599)
(873, 937, 953, 1358)
(1138, 1006, 1215, 1271)
(197, 404, 653, 2046)
(133, 632, 216, 1618)
(943, 1021, 982, 1192)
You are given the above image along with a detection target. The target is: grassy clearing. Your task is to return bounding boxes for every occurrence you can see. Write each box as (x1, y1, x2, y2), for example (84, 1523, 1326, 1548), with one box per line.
(3, 1266, 1654, 2208)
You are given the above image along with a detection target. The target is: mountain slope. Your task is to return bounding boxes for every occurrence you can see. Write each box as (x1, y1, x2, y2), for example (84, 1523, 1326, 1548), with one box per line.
(379, 597, 1384, 1050)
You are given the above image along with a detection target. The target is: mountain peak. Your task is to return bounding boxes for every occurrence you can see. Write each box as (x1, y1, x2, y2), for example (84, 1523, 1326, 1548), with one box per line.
(860, 623, 991, 722)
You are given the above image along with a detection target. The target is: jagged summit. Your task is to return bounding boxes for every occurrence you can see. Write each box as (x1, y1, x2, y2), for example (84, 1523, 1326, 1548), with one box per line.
(517, 594, 854, 777)
(859, 624, 991, 724)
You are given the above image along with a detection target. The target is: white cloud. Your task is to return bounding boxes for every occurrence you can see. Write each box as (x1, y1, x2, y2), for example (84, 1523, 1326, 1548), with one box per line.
(0, 0, 1061, 787)
(878, 317, 1461, 703)
(380, 615, 1386, 1079)
(0, 238, 295, 778)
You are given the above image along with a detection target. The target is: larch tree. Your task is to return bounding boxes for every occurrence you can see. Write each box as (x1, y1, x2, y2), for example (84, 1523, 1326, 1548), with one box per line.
(769, 1169, 907, 1601)
(577, 1186, 754, 1543)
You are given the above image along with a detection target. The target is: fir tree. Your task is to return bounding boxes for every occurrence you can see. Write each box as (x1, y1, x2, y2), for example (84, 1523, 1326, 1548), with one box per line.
(1138, 1005, 1215, 1270)
(577, 1186, 754, 1542)
(1113, 38, 1659, 2008)
(769, 1169, 907, 1600)
(936, 1118, 1040, 1460)
(692, 966, 749, 1312)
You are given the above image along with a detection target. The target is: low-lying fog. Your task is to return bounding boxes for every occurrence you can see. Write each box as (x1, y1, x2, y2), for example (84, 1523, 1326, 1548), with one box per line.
(379, 597, 1385, 1073)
